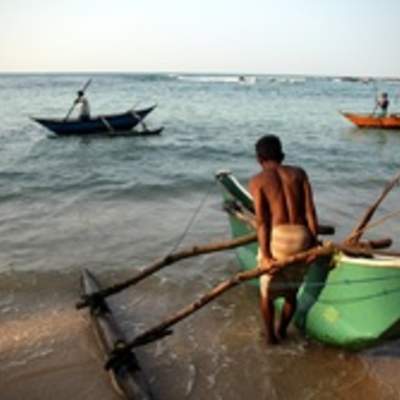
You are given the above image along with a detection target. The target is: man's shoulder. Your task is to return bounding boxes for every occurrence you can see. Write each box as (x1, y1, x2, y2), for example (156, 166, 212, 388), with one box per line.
(249, 171, 264, 186)
(281, 164, 307, 177)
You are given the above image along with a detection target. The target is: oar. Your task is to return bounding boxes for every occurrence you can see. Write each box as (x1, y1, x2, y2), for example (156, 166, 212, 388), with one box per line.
(371, 79, 379, 116)
(100, 116, 116, 134)
(64, 78, 92, 121)
(394, 91, 400, 114)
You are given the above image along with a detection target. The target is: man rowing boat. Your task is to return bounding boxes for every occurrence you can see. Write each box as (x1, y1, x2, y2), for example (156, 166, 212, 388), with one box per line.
(249, 135, 319, 345)
(376, 92, 390, 117)
(74, 90, 91, 121)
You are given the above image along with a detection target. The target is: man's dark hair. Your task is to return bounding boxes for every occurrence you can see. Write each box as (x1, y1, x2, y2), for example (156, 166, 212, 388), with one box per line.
(255, 135, 285, 162)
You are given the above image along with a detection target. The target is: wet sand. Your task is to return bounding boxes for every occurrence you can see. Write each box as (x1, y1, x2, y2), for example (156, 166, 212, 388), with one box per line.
(2, 266, 400, 400)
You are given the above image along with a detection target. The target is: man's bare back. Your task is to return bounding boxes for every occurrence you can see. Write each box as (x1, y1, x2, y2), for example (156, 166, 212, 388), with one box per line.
(249, 162, 318, 246)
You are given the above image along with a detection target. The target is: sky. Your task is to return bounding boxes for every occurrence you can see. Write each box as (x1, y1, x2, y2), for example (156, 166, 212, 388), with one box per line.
(0, 0, 399, 77)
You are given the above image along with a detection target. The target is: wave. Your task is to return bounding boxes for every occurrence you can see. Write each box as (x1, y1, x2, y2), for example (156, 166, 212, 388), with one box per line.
(266, 77, 306, 84)
(176, 75, 253, 84)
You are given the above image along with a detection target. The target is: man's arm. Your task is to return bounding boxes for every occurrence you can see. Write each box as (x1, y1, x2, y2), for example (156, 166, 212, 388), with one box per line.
(303, 173, 318, 239)
(249, 179, 272, 263)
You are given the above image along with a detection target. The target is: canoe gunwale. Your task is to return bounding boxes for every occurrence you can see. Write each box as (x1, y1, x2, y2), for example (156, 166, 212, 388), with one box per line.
(338, 253, 400, 269)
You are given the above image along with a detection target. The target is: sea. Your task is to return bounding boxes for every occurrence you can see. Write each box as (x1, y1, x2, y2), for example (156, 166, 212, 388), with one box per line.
(1, 73, 400, 400)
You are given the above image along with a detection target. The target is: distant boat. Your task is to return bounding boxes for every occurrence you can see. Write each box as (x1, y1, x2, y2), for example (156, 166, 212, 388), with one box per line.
(238, 75, 256, 85)
(340, 76, 361, 83)
(32, 106, 158, 136)
(340, 112, 400, 129)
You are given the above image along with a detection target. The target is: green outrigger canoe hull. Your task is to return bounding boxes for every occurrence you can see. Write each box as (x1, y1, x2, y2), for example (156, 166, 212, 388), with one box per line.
(216, 171, 400, 349)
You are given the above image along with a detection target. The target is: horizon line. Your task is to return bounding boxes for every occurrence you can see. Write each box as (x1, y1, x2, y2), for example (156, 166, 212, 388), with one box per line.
(0, 70, 399, 80)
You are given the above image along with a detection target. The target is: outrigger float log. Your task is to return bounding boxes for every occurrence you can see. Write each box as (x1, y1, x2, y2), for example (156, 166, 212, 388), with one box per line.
(81, 269, 153, 400)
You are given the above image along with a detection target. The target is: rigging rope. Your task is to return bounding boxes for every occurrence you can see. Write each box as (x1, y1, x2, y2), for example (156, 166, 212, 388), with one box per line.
(346, 208, 400, 243)
(167, 183, 214, 255)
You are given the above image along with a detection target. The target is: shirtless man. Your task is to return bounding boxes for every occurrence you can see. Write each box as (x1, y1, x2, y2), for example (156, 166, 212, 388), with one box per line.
(248, 135, 318, 344)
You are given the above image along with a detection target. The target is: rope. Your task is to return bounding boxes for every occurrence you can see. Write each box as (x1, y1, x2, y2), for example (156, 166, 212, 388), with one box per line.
(360, 208, 400, 232)
(168, 184, 213, 255)
(346, 208, 400, 243)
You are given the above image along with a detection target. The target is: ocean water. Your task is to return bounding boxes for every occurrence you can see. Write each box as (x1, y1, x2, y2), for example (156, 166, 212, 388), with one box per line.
(1, 73, 400, 399)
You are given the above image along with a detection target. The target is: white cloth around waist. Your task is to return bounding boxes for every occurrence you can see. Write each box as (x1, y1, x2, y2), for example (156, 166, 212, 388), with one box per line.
(258, 224, 312, 298)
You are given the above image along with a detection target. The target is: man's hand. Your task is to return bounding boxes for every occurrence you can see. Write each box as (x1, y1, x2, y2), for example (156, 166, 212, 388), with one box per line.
(259, 255, 275, 271)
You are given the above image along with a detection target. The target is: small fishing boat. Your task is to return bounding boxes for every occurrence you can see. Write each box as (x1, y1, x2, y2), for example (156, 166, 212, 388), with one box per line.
(81, 269, 153, 400)
(32, 106, 157, 136)
(216, 171, 400, 349)
(340, 111, 400, 129)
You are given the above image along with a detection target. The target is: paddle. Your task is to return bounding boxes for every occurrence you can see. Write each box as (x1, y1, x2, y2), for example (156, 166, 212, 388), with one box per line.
(100, 116, 116, 134)
(371, 102, 378, 116)
(371, 79, 379, 116)
(64, 79, 92, 121)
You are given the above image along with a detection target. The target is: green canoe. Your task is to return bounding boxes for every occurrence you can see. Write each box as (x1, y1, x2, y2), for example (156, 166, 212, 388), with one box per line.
(216, 170, 400, 349)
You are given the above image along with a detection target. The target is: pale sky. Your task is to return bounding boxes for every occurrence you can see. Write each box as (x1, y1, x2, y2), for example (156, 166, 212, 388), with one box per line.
(1, 0, 399, 77)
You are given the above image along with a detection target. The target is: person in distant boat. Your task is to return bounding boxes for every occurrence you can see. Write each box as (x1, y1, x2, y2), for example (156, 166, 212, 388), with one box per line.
(376, 92, 389, 117)
(74, 90, 91, 121)
(248, 135, 318, 345)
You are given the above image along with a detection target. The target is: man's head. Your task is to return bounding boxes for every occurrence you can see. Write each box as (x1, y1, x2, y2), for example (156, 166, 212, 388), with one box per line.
(77, 90, 84, 97)
(255, 135, 285, 163)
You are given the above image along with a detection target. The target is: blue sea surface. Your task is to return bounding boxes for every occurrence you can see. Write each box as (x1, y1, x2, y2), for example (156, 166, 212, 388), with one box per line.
(1, 73, 400, 400)
(1, 73, 399, 273)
